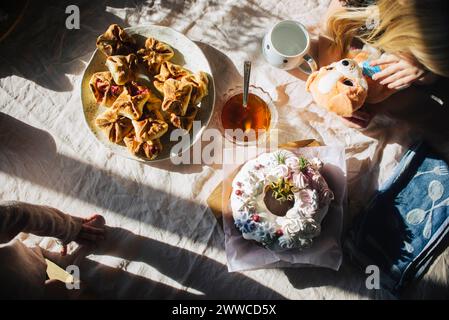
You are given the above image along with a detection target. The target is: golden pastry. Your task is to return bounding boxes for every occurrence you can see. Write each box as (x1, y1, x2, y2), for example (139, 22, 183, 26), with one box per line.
(142, 102, 165, 122)
(132, 118, 169, 142)
(91, 29, 211, 160)
(124, 133, 163, 160)
(169, 105, 198, 132)
(105, 54, 138, 85)
(95, 109, 133, 143)
(181, 71, 209, 105)
(89, 71, 123, 107)
(111, 82, 151, 120)
(96, 24, 136, 57)
(153, 61, 191, 93)
(137, 37, 174, 74)
(145, 93, 163, 112)
(161, 79, 193, 116)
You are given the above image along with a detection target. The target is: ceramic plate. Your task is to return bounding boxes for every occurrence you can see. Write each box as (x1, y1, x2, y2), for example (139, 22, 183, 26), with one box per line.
(80, 25, 215, 162)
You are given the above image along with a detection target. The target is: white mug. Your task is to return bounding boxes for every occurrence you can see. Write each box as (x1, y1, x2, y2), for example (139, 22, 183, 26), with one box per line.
(262, 20, 317, 74)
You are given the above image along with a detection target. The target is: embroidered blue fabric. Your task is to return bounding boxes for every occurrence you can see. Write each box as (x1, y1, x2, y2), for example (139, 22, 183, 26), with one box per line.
(345, 142, 449, 294)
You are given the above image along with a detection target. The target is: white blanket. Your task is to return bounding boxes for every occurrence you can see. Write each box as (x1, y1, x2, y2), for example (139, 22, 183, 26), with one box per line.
(0, 0, 447, 299)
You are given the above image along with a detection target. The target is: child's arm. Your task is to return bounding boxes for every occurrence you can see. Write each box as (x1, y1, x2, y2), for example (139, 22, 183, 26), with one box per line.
(0, 201, 104, 246)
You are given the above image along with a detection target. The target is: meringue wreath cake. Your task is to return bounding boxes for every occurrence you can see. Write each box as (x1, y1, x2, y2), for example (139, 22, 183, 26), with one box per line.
(89, 24, 209, 160)
(231, 150, 334, 251)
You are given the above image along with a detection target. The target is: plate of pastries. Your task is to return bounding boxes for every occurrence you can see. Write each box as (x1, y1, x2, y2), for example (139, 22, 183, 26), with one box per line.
(81, 24, 215, 161)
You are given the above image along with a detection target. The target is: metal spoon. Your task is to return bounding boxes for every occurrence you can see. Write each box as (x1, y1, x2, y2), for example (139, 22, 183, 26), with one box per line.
(243, 61, 251, 108)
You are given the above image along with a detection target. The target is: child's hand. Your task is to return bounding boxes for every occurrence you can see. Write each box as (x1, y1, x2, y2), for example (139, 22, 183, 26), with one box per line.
(60, 214, 105, 255)
(76, 214, 106, 245)
(371, 54, 425, 90)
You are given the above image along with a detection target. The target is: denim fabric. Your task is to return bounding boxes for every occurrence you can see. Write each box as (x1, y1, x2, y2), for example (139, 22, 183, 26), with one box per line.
(345, 142, 449, 294)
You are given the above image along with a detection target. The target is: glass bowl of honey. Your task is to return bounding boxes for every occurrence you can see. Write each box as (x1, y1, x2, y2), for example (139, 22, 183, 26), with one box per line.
(220, 85, 278, 145)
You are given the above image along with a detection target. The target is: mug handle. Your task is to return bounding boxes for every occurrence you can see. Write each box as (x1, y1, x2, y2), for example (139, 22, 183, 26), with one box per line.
(298, 53, 318, 75)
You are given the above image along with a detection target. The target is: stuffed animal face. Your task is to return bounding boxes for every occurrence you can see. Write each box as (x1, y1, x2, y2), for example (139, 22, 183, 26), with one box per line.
(306, 59, 368, 117)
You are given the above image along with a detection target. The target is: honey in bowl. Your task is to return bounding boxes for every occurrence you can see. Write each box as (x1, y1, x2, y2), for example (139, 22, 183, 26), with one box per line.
(221, 92, 271, 142)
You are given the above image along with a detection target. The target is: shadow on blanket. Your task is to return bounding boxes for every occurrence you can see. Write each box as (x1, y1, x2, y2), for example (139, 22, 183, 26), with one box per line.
(73, 226, 286, 299)
(0, 0, 139, 91)
(0, 112, 286, 298)
(0, 112, 220, 246)
(365, 77, 449, 160)
(0, 0, 285, 92)
(284, 262, 449, 300)
(284, 207, 448, 300)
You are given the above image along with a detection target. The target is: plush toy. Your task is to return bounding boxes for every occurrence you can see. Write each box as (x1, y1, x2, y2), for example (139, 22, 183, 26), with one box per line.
(306, 48, 395, 118)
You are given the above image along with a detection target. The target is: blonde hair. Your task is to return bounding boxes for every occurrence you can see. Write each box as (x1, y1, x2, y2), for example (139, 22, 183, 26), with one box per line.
(327, 0, 449, 77)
